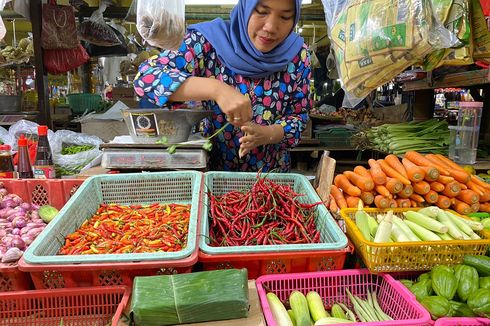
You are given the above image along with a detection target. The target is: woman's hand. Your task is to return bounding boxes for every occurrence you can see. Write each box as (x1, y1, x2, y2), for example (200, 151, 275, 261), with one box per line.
(239, 123, 284, 157)
(214, 84, 253, 127)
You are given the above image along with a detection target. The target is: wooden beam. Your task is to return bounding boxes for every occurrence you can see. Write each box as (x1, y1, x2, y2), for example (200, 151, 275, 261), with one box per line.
(403, 69, 490, 91)
(29, 0, 51, 128)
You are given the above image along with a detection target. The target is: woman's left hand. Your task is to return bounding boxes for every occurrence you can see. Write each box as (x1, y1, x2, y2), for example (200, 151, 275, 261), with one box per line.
(239, 123, 283, 157)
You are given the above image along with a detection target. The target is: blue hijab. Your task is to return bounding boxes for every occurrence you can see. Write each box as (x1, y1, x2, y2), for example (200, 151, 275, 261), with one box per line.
(188, 0, 304, 78)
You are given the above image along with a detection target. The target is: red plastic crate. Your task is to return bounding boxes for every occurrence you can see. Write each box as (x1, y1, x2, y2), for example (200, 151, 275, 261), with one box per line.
(0, 178, 84, 291)
(199, 241, 354, 279)
(0, 285, 129, 325)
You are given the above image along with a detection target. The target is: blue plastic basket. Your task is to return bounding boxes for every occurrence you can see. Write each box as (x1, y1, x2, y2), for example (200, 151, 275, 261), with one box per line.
(200, 172, 348, 255)
(23, 171, 203, 264)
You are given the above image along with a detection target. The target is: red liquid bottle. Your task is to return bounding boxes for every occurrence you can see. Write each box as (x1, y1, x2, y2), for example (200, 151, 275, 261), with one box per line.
(0, 144, 15, 178)
(17, 134, 33, 178)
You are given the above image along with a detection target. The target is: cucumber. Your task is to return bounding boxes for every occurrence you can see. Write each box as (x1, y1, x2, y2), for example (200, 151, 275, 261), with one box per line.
(463, 255, 490, 276)
(306, 291, 329, 322)
(267, 292, 294, 326)
(289, 291, 312, 326)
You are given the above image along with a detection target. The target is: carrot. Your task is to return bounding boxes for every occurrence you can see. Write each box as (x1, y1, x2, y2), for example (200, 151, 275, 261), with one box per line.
(433, 154, 471, 183)
(360, 191, 374, 205)
(389, 199, 398, 208)
(346, 196, 361, 208)
(410, 199, 420, 208)
(344, 171, 375, 191)
(456, 189, 480, 205)
(405, 151, 441, 169)
(385, 154, 409, 179)
(437, 175, 455, 184)
(459, 183, 468, 190)
(330, 185, 348, 209)
(442, 181, 461, 198)
(334, 174, 362, 197)
(452, 198, 472, 215)
(398, 184, 414, 199)
(374, 195, 390, 209)
(329, 194, 339, 213)
(353, 165, 373, 181)
(423, 154, 451, 176)
(466, 180, 485, 197)
(470, 202, 481, 213)
(410, 193, 425, 203)
(413, 181, 431, 195)
(480, 192, 490, 203)
(375, 185, 392, 198)
(436, 195, 452, 209)
(396, 198, 411, 208)
(480, 202, 490, 213)
(377, 159, 411, 185)
(430, 181, 445, 193)
(421, 166, 440, 182)
(385, 177, 403, 194)
(471, 175, 490, 191)
(424, 190, 439, 204)
(367, 159, 387, 185)
(401, 158, 425, 182)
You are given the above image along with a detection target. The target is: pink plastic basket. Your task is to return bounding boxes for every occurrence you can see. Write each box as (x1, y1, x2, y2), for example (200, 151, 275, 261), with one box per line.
(256, 269, 432, 326)
(434, 318, 490, 326)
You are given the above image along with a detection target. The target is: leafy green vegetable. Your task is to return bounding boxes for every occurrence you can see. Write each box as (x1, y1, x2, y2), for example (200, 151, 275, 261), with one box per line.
(61, 144, 95, 155)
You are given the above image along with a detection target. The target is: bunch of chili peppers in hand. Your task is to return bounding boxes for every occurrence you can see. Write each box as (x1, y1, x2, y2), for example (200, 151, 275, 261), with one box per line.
(208, 177, 322, 246)
(58, 203, 190, 255)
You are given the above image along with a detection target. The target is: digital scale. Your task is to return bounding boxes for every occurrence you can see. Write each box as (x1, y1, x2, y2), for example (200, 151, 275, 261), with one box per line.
(99, 135, 209, 171)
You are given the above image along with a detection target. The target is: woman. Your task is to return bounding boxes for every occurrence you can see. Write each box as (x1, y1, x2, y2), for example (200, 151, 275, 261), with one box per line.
(134, 0, 312, 172)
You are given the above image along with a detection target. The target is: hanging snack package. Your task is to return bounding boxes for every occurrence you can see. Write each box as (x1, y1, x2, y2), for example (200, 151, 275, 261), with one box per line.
(78, 2, 121, 47)
(136, 0, 185, 50)
(321, 0, 460, 107)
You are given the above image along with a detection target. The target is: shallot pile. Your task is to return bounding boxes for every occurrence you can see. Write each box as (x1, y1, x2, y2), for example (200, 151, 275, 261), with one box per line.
(0, 183, 47, 264)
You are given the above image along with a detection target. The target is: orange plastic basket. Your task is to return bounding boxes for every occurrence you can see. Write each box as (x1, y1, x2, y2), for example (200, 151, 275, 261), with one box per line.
(199, 241, 354, 279)
(340, 208, 490, 273)
(0, 178, 84, 291)
(0, 286, 129, 325)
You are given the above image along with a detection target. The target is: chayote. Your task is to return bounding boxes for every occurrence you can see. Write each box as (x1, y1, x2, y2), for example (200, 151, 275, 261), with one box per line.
(432, 265, 458, 300)
(417, 272, 431, 282)
(400, 279, 414, 289)
(420, 296, 452, 320)
(454, 264, 479, 302)
(467, 288, 490, 318)
(410, 278, 433, 301)
(480, 276, 490, 290)
(450, 300, 477, 317)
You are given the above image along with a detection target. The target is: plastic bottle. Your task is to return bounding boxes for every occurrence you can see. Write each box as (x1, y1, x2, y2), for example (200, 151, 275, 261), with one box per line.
(33, 125, 56, 179)
(0, 144, 15, 178)
(17, 134, 33, 178)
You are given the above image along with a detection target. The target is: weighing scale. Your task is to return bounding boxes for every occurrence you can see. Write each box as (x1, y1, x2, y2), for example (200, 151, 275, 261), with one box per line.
(100, 135, 209, 170)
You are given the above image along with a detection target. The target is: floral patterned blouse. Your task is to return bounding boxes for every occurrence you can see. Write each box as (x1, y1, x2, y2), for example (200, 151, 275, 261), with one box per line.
(134, 30, 312, 172)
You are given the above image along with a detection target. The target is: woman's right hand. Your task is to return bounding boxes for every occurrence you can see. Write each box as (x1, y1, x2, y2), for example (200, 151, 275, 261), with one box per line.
(214, 84, 253, 126)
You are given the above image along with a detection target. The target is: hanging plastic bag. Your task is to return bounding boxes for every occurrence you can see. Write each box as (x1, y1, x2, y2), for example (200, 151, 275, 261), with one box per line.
(0, 0, 9, 41)
(51, 130, 103, 176)
(43, 44, 90, 75)
(83, 24, 128, 57)
(0, 126, 12, 146)
(321, 0, 460, 107)
(41, 0, 79, 49)
(78, 2, 121, 47)
(136, 0, 185, 50)
(13, 0, 29, 20)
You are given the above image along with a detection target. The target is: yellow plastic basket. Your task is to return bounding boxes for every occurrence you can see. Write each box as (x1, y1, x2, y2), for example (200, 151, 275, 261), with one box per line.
(340, 208, 490, 273)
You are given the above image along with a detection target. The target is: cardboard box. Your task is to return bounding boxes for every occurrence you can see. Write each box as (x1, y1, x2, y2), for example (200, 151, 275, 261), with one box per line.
(81, 119, 128, 142)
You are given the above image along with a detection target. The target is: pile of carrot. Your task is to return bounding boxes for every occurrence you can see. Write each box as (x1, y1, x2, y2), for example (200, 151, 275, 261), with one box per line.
(329, 151, 490, 216)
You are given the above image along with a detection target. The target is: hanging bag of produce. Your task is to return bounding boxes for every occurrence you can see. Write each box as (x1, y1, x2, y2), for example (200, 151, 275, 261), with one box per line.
(83, 22, 128, 57)
(43, 44, 90, 75)
(78, 1, 121, 47)
(136, 0, 185, 50)
(41, 0, 79, 49)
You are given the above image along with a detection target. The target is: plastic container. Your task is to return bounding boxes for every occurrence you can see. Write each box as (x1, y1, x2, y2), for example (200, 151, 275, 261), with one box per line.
(0, 144, 15, 178)
(256, 269, 432, 326)
(448, 101, 483, 164)
(340, 208, 490, 273)
(66, 93, 102, 115)
(0, 178, 84, 291)
(434, 318, 490, 325)
(200, 172, 348, 255)
(0, 286, 129, 325)
(23, 171, 202, 264)
(199, 242, 354, 279)
(314, 127, 357, 148)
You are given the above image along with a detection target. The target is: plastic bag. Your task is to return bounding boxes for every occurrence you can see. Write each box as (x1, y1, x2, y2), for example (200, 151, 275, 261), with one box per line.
(41, 0, 79, 49)
(84, 24, 128, 57)
(136, 0, 185, 50)
(0, 126, 12, 146)
(7, 120, 55, 151)
(52, 129, 103, 176)
(43, 44, 90, 75)
(78, 2, 121, 47)
(0, 0, 9, 41)
(13, 0, 29, 20)
(321, 0, 460, 107)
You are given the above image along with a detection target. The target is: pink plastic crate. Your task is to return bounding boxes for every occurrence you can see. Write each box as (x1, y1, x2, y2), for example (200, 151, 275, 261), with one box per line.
(256, 269, 432, 326)
(434, 318, 490, 326)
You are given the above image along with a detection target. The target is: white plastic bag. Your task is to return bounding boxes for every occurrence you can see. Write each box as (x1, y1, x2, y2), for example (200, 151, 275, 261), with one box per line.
(136, 0, 185, 50)
(0, 0, 10, 41)
(0, 126, 11, 146)
(7, 120, 55, 151)
(321, 0, 460, 107)
(52, 130, 103, 176)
